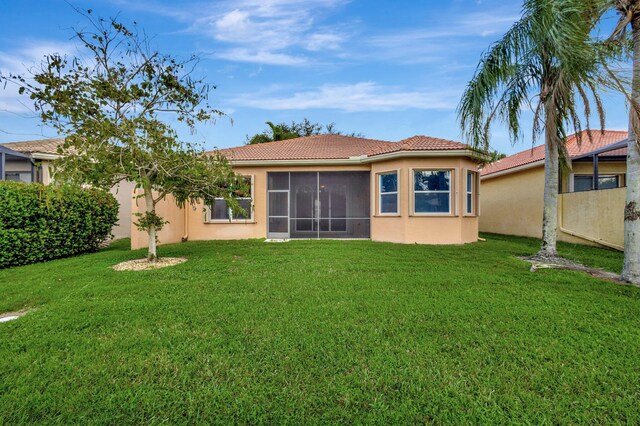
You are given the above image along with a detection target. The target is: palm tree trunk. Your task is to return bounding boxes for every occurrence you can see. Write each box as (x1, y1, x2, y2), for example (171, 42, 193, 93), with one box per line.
(622, 13, 640, 285)
(144, 187, 158, 263)
(539, 102, 559, 257)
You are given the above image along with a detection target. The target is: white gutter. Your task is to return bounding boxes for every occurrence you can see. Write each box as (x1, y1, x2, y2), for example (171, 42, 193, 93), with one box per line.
(30, 153, 61, 160)
(360, 149, 488, 163)
(480, 160, 545, 180)
(229, 158, 365, 166)
(229, 149, 487, 166)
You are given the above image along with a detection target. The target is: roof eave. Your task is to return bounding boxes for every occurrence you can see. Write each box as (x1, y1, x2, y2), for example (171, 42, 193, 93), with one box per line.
(481, 159, 545, 180)
(363, 149, 487, 163)
(227, 149, 484, 166)
(228, 158, 365, 166)
(30, 152, 62, 160)
(0, 144, 32, 159)
(571, 138, 630, 160)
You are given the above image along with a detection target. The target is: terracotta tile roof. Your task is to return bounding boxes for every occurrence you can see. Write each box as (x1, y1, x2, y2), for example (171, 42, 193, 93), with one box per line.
(1, 138, 64, 155)
(367, 135, 469, 156)
(213, 134, 470, 162)
(481, 130, 628, 177)
(600, 147, 628, 157)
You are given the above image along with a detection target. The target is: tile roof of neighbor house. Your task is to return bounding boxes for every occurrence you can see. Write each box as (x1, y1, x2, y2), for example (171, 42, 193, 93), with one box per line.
(213, 134, 471, 161)
(0, 138, 64, 155)
(481, 130, 628, 177)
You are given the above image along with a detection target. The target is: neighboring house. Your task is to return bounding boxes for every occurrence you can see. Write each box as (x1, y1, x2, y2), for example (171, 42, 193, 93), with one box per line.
(0, 144, 35, 183)
(0, 138, 60, 183)
(480, 130, 628, 249)
(131, 134, 485, 248)
(0, 138, 134, 240)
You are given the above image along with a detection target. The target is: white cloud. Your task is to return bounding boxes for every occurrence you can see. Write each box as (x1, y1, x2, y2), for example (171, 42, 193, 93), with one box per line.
(228, 82, 459, 112)
(103, 0, 517, 68)
(0, 40, 76, 75)
(0, 40, 76, 114)
(306, 32, 345, 51)
(110, 0, 351, 66)
(214, 48, 308, 66)
(458, 11, 521, 37)
(363, 8, 519, 64)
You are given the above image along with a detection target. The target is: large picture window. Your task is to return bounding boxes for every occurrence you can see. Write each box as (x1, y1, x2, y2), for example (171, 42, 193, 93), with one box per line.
(413, 170, 451, 214)
(209, 176, 253, 221)
(379, 171, 398, 214)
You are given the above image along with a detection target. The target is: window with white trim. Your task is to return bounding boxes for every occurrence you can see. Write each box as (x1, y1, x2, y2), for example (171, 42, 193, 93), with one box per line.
(413, 170, 451, 214)
(378, 171, 398, 214)
(209, 176, 253, 221)
(466, 171, 476, 215)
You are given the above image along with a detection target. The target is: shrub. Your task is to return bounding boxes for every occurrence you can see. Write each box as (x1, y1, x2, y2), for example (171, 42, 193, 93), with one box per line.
(0, 181, 118, 268)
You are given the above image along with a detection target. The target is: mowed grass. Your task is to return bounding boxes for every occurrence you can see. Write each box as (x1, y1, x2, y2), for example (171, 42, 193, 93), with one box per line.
(0, 234, 639, 424)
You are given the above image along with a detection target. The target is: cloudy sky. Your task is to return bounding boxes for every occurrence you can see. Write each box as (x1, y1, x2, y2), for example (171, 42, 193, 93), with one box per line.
(0, 0, 630, 154)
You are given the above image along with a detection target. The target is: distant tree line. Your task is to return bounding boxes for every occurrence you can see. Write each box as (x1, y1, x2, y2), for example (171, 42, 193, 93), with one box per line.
(246, 119, 363, 144)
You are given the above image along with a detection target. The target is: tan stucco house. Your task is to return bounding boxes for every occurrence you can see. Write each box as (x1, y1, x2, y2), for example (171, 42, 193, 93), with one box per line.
(480, 130, 628, 249)
(0, 138, 134, 240)
(131, 134, 485, 248)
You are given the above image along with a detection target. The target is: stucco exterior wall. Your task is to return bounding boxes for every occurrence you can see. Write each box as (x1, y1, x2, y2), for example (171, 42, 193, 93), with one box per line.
(110, 180, 136, 240)
(481, 162, 626, 249)
(4, 159, 33, 172)
(370, 157, 479, 244)
(559, 187, 625, 249)
(40, 160, 52, 184)
(131, 157, 480, 248)
(131, 192, 185, 250)
(480, 166, 545, 238)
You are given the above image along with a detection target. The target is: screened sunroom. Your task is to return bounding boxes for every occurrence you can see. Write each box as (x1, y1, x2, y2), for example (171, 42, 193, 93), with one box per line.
(267, 172, 370, 239)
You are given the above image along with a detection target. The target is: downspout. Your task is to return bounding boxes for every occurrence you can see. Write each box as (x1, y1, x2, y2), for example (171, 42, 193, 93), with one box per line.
(558, 193, 623, 251)
(181, 204, 189, 242)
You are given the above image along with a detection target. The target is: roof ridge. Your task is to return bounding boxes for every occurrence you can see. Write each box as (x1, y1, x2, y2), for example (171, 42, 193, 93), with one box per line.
(211, 133, 394, 154)
(2, 137, 64, 144)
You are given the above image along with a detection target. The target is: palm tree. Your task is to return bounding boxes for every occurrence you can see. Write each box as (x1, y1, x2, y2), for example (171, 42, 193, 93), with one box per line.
(459, 0, 606, 258)
(246, 121, 298, 145)
(607, 1, 640, 284)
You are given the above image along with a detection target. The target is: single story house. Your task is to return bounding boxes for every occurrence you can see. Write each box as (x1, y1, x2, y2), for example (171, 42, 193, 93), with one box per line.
(0, 138, 134, 240)
(131, 134, 485, 248)
(0, 139, 59, 183)
(480, 130, 628, 249)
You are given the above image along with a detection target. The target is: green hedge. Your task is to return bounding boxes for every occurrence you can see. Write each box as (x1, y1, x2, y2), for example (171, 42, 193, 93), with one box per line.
(0, 181, 119, 268)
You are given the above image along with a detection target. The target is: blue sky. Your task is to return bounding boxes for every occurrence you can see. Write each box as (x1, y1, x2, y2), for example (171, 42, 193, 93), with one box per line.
(0, 0, 631, 154)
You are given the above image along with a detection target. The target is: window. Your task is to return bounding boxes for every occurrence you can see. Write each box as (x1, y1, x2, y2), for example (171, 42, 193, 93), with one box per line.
(5, 171, 32, 183)
(379, 171, 398, 214)
(573, 175, 620, 192)
(466, 171, 476, 215)
(413, 170, 451, 214)
(210, 176, 253, 221)
(267, 172, 289, 235)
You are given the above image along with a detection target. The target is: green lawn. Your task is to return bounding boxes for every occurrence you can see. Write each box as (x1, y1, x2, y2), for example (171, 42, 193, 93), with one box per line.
(1, 234, 638, 424)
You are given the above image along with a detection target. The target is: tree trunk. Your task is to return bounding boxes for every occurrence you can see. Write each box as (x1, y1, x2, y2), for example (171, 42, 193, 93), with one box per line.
(144, 187, 158, 262)
(622, 14, 640, 285)
(539, 102, 559, 258)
